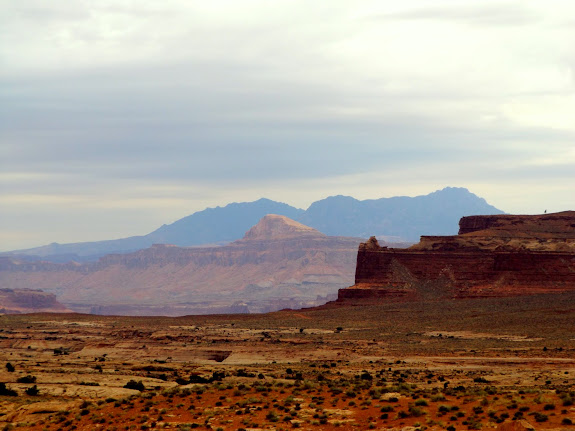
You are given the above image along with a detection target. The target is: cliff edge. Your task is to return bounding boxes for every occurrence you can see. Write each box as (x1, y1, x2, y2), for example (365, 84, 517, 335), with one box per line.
(338, 211, 575, 302)
(0, 288, 70, 314)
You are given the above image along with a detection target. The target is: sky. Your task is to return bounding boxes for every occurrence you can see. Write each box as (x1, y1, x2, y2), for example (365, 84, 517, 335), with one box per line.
(1, 0, 574, 251)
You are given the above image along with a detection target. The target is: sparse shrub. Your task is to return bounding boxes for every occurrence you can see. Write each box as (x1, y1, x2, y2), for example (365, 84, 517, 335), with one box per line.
(408, 405, 425, 417)
(79, 381, 100, 386)
(53, 347, 69, 355)
(361, 372, 373, 381)
(25, 385, 39, 396)
(5, 363, 15, 372)
(124, 380, 146, 391)
(534, 412, 548, 422)
(17, 375, 36, 384)
(0, 383, 17, 396)
(265, 411, 279, 422)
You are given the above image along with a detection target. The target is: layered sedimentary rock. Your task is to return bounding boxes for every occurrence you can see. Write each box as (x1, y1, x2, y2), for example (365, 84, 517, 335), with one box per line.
(0, 215, 368, 315)
(339, 211, 575, 301)
(0, 289, 70, 314)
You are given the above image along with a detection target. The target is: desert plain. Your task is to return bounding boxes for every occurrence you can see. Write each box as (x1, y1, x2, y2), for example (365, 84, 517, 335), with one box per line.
(1, 291, 575, 431)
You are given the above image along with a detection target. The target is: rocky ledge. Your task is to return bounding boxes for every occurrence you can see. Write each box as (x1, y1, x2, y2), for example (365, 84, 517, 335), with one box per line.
(0, 288, 70, 314)
(338, 211, 575, 302)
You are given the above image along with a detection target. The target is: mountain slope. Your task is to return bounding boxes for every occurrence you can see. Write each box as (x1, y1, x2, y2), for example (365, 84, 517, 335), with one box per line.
(297, 187, 503, 241)
(5, 199, 303, 261)
(3, 187, 503, 261)
(146, 199, 304, 246)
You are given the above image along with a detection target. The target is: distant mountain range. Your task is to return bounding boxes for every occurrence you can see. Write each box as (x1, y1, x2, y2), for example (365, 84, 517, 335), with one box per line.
(3, 187, 503, 262)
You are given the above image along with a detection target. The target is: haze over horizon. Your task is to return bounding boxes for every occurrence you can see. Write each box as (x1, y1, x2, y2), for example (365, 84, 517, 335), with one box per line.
(1, 1, 574, 251)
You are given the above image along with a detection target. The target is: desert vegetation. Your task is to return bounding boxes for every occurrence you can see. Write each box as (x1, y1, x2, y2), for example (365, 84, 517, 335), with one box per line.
(1, 291, 575, 429)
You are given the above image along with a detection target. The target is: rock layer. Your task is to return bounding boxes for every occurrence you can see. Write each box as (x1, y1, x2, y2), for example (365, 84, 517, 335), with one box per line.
(0, 216, 368, 315)
(0, 288, 70, 314)
(339, 211, 575, 301)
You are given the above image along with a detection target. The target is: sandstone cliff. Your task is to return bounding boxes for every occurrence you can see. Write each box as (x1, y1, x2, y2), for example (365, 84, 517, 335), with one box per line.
(339, 211, 575, 302)
(0, 215, 367, 315)
(0, 288, 70, 314)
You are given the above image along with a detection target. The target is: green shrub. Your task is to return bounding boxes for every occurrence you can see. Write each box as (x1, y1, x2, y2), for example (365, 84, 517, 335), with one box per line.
(266, 411, 279, 422)
(408, 405, 425, 417)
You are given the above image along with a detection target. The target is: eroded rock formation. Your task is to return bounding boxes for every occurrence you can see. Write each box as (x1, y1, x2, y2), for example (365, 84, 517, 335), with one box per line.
(0, 215, 370, 315)
(0, 288, 70, 314)
(339, 211, 575, 301)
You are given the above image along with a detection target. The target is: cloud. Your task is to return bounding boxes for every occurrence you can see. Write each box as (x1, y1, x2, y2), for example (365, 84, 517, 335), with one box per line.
(1, 0, 574, 250)
(377, 2, 540, 27)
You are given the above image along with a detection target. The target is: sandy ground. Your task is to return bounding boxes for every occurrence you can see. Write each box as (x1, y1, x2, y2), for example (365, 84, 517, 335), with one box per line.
(1, 293, 575, 429)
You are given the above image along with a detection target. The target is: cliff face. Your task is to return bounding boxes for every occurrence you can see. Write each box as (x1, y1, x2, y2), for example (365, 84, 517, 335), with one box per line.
(0, 216, 364, 315)
(339, 211, 575, 301)
(458, 212, 575, 238)
(0, 289, 70, 314)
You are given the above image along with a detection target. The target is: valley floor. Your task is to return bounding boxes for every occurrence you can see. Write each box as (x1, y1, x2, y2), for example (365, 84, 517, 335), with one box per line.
(1, 292, 575, 430)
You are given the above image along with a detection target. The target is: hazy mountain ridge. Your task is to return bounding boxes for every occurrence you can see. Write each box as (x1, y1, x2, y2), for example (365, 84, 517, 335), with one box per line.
(3, 187, 503, 262)
(299, 187, 503, 240)
(0, 215, 367, 315)
(3, 199, 304, 262)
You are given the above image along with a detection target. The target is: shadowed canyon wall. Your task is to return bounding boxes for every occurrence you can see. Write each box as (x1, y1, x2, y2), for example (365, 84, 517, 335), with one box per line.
(339, 211, 575, 302)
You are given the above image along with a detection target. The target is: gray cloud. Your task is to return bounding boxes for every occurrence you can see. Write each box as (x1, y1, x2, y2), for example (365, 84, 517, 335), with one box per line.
(1, 0, 574, 250)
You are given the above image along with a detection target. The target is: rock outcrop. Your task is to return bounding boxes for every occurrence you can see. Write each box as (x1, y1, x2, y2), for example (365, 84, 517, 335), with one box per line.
(0, 288, 70, 314)
(338, 211, 575, 302)
(242, 214, 324, 240)
(0, 215, 369, 315)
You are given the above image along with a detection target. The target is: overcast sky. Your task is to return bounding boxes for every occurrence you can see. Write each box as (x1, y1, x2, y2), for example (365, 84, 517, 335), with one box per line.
(1, 0, 574, 251)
